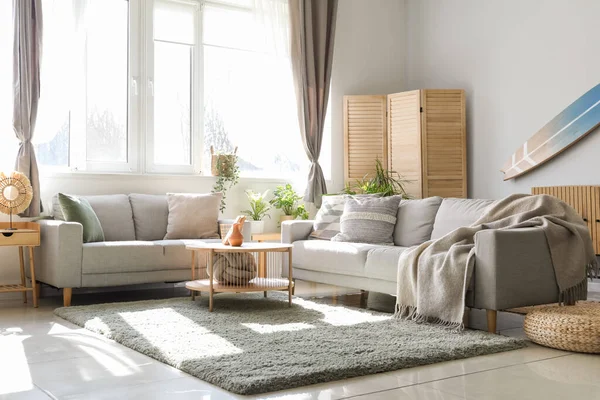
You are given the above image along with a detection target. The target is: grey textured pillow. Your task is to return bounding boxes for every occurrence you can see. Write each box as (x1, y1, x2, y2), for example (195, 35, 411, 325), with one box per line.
(164, 192, 222, 240)
(332, 195, 402, 245)
(310, 194, 384, 240)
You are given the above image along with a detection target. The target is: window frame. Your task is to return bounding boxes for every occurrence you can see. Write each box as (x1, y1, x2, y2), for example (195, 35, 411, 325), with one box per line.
(142, 0, 203, 175)
(72, 0, 138, 173)
(26, 0, 333, 180)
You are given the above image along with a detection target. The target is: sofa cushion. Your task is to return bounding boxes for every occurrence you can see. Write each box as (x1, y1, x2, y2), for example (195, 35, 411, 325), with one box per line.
(129, 194, 169, 241)
(57, 193, 105, 243)
(332, 195, 402, 245)
(82, 241, 165, 274)
(430, 198, 495, 240)
(394, 197, 442, 247)
(165, 192, 222, 239)
(53, 194, 136, 242)
(292, 240, 381, 277)
(365, 246, 409, 282)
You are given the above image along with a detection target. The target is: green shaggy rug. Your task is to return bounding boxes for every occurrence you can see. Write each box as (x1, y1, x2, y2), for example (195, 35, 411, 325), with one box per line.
(54, 293, 526, 395)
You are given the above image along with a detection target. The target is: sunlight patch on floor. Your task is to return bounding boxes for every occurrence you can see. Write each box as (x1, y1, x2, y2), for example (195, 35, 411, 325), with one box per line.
(117, 307, 244, 360)
(0, 334, 34, 395)
(241, 322, 314, 334)
(293, 297, 391, 326)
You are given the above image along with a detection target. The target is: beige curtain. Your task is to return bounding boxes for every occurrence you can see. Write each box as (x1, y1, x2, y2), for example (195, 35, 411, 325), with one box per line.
(289, 0, 337, 208)
(13, 0, 43, 216)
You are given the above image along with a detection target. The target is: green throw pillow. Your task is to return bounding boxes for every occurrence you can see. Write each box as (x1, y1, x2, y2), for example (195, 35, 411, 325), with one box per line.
(57, 193, 105, 243)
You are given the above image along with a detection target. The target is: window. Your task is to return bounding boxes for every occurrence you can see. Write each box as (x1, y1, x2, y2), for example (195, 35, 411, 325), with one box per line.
(146, 0, 199, 173)
(1, 0, 331, 179)
(202, 0, 307, 178)
(36, 0, 131, 171)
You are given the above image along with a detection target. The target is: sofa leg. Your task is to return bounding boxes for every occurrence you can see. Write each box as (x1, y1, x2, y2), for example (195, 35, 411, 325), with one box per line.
(486, 309, 497, 333)
(63, 288, 72, 307)
(360, 290, 368, 308)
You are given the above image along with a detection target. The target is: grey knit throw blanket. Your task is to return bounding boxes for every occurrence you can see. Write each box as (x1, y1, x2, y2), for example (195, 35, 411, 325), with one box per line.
(395, 193, 598, 329)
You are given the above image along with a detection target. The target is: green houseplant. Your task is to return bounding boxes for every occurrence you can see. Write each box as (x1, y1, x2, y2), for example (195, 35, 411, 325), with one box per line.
(292, 203, 309, 220)
(211, 148, 240, 213)
(342, 159, 410, 198)
(270, 183, 309, 224)
(241, 190, 271, 234)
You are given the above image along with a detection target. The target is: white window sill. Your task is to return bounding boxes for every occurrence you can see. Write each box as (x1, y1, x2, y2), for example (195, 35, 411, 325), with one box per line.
(39, 169, 334, 186)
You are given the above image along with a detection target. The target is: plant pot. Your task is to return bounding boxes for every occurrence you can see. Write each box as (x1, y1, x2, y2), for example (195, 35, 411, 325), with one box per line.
(210, 146, 238, 177)
(279, 215, 295, 226)
(249, 220, 265, 234)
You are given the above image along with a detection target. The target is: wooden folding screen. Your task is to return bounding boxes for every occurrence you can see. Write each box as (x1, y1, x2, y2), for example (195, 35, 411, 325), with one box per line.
(343, 95, 387, 185)
(343, 89, 467, 198)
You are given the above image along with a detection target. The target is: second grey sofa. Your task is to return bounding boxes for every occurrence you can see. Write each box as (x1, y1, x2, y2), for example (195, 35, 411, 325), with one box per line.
(282, 197, 562, 333)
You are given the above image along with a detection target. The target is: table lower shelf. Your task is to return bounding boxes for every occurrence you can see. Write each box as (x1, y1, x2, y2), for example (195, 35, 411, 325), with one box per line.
(185, 278, 292, 293)
(0, 284, 33, 293)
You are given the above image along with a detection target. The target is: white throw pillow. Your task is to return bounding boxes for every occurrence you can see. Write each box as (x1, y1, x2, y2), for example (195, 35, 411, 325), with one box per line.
(164, 192, 222, 240)
(310, 195, 345, 240)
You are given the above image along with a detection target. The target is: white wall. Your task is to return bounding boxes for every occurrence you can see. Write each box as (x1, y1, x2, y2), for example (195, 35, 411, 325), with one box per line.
(405, 0, 600, 199)
(329, 0, 406, 192)
(0, 0, 407, 290)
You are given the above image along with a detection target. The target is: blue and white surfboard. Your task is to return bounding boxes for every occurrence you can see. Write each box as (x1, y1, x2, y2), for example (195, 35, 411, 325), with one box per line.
(501, 83, 600, 181)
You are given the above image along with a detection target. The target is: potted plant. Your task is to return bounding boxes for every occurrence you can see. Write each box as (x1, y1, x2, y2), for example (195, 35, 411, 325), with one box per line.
(292, 203, 309, 220)
(341, 159, 411, 198)
(211, 146, 240, 213)
(270, 183, 308, 225)
(241, 190, 271, 234)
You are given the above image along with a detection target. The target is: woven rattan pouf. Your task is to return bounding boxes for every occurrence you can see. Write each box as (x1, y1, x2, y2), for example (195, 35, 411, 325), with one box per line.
(524, 303, 600, 353)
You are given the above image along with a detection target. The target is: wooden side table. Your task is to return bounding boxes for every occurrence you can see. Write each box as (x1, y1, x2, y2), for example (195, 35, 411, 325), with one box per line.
(0, 222, 40, 307)
(251, 232, 282, 242)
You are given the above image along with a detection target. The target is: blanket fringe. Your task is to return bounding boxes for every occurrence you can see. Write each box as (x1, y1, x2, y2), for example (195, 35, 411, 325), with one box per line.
(394, 303, 417, 320)
(559, 276, 588, 306)
(395, 303, 464, 332)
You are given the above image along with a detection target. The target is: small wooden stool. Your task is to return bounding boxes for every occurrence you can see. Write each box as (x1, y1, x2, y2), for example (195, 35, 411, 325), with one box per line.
(524, 302, 600, 354)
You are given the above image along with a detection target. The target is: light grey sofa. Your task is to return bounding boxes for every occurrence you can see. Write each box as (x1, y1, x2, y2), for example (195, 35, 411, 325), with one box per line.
(29, 194, 250, 306)
(282, 197, 561, 332)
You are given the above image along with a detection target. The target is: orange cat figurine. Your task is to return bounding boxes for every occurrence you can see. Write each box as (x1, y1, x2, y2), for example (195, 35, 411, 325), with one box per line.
(222, 215, 245, 246)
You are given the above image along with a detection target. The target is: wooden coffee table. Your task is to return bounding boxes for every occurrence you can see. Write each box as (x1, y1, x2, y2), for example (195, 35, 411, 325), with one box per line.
(185, 242, 293, 311)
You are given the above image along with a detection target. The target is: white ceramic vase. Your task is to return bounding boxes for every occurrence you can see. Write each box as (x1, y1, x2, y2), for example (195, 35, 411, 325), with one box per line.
(249, 220, 265, 234)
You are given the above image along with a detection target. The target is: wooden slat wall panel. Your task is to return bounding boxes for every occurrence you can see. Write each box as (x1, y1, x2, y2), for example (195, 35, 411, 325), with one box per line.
(589, 187, 595, 253)
(421, 89, 467, 198)
(343, 95, 387, 185)
(387, 91, 422, 198)
(531, 185, 599, 254)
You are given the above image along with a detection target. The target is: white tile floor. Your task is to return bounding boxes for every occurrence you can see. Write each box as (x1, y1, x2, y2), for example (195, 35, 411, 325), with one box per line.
(1, 283, 599, 400)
